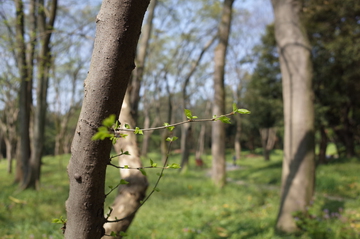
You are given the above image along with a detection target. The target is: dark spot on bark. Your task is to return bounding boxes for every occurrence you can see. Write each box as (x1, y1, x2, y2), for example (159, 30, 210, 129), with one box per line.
(74, 173, 82, 183)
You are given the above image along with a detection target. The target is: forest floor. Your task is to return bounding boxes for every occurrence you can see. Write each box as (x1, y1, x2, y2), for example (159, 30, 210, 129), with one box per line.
(0, 149, 360, 238)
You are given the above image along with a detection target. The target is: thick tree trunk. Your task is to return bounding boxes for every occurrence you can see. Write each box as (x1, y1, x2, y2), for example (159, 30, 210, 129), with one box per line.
(212, 0, 234, 188)
(65, 1, 149, 238)
(102, 93, 148, 239)
(272, 0, 315, 233)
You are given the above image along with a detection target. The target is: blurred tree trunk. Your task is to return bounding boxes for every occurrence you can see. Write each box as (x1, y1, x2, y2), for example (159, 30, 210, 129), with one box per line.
(15, 0, 32, 184)
(161, 78, 173, 164)
(23, 0, 58, 190)
(54, 63, 82, 156)
(129, 0, 157, 124)
(180, 35, 216, 172)
(212, 0, 234, 188)
(234, 114, 242, 161)
(65, 1, 149, 238)
(318, 125, 328, 164)
(259, 127, 277, 161)
(272, 0, 315, 233)
(195, 123, 206, 160)
(103, 93, 148, 239)
(0, 99, 19, 174)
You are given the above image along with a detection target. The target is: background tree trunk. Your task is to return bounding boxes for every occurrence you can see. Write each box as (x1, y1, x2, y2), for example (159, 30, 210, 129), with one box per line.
(102, 93, 148, 239)
(212, 0, 234, 188)
(24, 0, 58, 190)
(259, 127, 277, 161)
(272, 0, 315, 233)
(129, 0, 157, 124)
(65, 1, 149, 238)
(15, 0, 32, 185)
(318, 125, 328, 164)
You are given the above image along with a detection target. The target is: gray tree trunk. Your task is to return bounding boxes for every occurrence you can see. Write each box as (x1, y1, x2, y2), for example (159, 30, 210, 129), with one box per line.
(212, 0, 234, 188)
(65, 1, 149, 238)
(271, 0, 315, 233)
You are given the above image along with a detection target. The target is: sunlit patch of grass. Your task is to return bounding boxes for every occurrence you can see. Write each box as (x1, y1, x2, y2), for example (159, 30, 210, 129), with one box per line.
(1, 151, 360, 238)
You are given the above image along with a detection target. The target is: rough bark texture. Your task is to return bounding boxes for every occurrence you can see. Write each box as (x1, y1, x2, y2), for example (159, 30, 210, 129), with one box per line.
(212, 0, 234, 188)
(102, 93, 148, 238)
(65, 1, 149, 238)
(272, 0, 315, 233)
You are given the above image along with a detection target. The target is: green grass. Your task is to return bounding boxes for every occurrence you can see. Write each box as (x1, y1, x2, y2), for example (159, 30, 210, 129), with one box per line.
(0, 150, 360, 239)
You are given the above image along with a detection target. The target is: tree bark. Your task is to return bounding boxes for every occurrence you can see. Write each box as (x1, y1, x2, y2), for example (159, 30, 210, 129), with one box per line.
(180, 35, 216, 171)
(318, 125, 328, 164)
(259, 127, 277, 161)
(15, 0, 32, 185)
(102, 93, 148, 238)
(212, 0, 234, 188)
(129, 0, 157, 123)
(272, 0, 315, 233)
(23, 0, 58, 190)
(65, 1, 149, 238)
(234, 114, 242, 161)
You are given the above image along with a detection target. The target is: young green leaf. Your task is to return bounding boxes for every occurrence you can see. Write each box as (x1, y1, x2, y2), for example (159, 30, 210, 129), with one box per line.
(154, 187, 160, 192)
(149, 159, 157, 168)
(166, 136, 178, 142)
(139, 168, 147, 176)
(120, 179, 129, 185)
(124, 165, 129, 169)
(102, 114, 116, 128)
(114, 120, 120, 129)
(122, 151, 130, 155)
(232, 103, 238, 112)
(163, 122, 175, 131)
(167, 163, 181, 169)
(218, 115, 231, 124)
(124, 123, 130, 129)
(237, 109, 251, 114)
(184, 109, 198, 120)
(134, 127, 143, 135)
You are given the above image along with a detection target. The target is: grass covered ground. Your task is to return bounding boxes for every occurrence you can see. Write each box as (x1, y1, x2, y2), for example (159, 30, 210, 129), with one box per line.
(0, 149, 360, 239)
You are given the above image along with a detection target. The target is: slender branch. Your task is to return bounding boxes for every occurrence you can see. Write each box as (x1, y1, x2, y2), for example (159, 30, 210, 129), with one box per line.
(114, 111, 235, 133)
(108, 162, 174, 170)
(105, 140, 175, 224)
